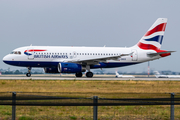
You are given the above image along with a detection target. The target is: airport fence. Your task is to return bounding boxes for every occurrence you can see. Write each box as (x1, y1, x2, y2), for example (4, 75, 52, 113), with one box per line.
(0, 92, 180, 120)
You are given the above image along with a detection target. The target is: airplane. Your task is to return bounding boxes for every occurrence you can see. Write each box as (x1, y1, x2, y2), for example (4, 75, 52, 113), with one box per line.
(115, 71, 135, 78)
(154, 71, 180, 78)
(3, 18, 175, 78)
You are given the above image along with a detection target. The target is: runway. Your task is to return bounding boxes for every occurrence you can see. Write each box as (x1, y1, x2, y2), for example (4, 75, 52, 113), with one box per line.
(0, 74, 180, 81)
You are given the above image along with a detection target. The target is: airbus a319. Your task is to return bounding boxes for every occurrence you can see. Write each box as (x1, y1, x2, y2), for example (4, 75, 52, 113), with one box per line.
(115, 71, 135, 78)
(3, 18, 174, 78)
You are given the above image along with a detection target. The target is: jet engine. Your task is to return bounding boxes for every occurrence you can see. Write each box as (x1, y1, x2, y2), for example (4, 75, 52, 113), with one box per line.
(44, 63, 86, 73)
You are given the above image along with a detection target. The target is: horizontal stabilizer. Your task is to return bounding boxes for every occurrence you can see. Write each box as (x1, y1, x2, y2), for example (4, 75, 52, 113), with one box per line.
(147, 51, 175, 57)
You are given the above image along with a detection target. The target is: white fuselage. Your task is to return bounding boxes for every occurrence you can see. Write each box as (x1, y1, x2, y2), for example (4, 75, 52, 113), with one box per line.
(3, 45, 161, 69)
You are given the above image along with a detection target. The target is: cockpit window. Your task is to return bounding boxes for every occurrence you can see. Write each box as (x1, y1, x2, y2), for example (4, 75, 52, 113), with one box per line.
(10, 51, 21, 55)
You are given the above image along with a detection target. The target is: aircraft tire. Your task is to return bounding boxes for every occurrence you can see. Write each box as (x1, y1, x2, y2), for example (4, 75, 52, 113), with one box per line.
(75, 72, 82, 77)
(86, 72, 93, 78)
(26, 73, 31, 77)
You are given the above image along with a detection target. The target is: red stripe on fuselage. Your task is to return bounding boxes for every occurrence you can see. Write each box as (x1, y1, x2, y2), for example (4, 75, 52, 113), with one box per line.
(144, 23, 167, 37)
(24, 49, 46, 52)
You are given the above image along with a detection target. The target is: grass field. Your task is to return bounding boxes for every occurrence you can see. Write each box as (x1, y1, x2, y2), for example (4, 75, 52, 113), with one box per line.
(0, 79, 180, 119)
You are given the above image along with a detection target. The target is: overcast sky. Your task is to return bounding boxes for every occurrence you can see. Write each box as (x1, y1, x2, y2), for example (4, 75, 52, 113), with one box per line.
(0, 0, 179, 72)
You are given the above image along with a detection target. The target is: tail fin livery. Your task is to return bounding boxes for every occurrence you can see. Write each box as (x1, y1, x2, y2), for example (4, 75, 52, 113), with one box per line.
(137, 18, 167, 50)
(153, 71, 160, 75)
(115, 71, 119, 76)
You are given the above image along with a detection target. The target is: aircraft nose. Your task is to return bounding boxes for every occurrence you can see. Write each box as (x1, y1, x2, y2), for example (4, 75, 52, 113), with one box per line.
(3, 56, 7, 61)
(3, 54, 17, 66)
(3, 55, 10, 64)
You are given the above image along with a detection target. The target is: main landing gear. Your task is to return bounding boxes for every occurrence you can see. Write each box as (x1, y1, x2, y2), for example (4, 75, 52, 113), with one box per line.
(85, 65, 93, 78)
(26, 67, 31, 77)
(75, 72, 83, 77)
(75, 72, 93, 78)
(86, 72, 93, 78)
(75, 65, 94, 78)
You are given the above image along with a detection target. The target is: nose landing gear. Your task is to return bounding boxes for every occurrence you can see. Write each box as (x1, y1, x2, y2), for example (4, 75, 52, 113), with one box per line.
(26, 73, 31, 77)
(26, 67, 31, 77)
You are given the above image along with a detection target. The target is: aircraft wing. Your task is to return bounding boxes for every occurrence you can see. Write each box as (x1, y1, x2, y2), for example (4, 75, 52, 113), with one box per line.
(147, 51, 175, 57)
(60, 52, 133, 65)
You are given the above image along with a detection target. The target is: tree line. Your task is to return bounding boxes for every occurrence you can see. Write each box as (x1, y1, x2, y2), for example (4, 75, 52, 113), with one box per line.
(1, 70, 43, 74)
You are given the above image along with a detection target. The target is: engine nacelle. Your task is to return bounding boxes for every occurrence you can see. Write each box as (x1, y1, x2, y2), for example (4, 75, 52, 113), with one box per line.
(59, 63, 86, 73)
(44, 63, 86, 73)
(44, 67, 59, 73)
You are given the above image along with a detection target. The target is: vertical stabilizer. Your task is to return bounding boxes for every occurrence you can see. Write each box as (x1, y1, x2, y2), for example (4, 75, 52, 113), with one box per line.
(136, 18, 167, 50)
(154, 71, 160, 75)
(115, 71, 119, 76)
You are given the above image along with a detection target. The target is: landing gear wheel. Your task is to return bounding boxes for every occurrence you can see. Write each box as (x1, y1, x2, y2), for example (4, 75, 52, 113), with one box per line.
(26, 67, 32, 77)
(75, 72, 82, 77)
(26, 73, 31, 77)
(86, 72, 93, 78)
